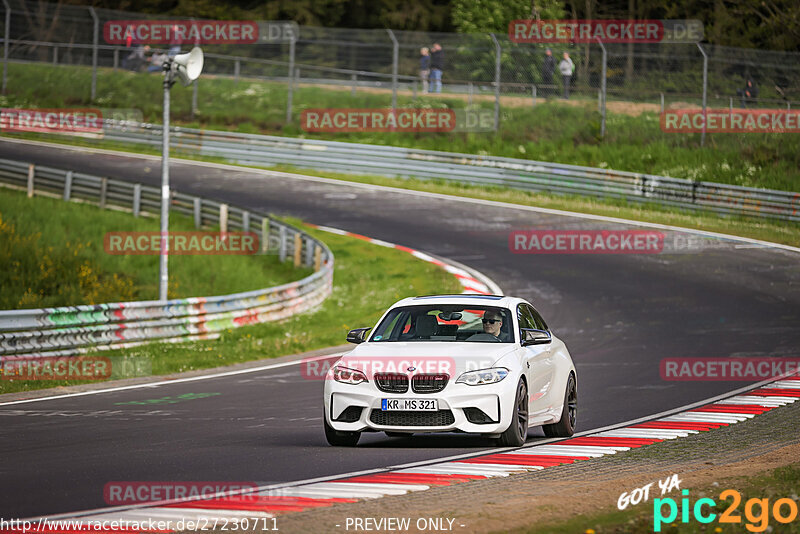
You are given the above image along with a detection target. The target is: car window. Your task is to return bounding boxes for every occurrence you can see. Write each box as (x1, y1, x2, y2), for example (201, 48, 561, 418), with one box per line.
(370, 305, 513, 343)
(517, 304, 536, 330)
(528, 305, 549, 332)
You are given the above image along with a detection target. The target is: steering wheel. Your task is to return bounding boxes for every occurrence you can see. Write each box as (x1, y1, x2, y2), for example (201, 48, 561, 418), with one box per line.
(466, 332, 502, 342)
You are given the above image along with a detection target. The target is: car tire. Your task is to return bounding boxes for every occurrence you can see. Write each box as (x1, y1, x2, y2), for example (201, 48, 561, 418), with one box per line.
(385, 432, 412, 438)
(543, 374, 577, 438)
(498, 378, 529, 447)
(324, 413, 360, 446)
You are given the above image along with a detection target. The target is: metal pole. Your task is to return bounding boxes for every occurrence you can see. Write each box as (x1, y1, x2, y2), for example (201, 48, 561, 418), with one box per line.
(532, 85, 536, 107)
(387, 29, 398, 111)
(234, 59, 240, 84)
(191, 79, 198, 119)
(89, 7, 98, 101)
(490, 33, 501, 131)
(286, 35, 295, 124)
(660, 92, 664, 113)
(697, 43, 707, 147)
(597, 38, 606, 137)
(2, 0, 10, 95)
(159, 67, 171, 302)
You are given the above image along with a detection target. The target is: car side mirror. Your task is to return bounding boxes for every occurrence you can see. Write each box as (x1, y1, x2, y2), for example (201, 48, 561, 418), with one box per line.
(346, 327, 371, 344)
(521, 328, 551, 346)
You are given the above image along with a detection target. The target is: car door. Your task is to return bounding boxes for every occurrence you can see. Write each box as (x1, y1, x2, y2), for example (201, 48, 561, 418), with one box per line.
(518, 304, 555, 420)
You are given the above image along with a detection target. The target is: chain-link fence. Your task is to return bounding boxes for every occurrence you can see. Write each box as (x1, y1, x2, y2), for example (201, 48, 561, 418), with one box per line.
(2, 0, 800, 141)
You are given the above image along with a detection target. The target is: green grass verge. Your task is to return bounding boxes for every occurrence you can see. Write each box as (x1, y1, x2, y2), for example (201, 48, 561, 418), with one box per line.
(0, 218, 463, 394)
(517, 464, 800, 534)
(3, 62, 800, 192)
(0, 188, 309, 308)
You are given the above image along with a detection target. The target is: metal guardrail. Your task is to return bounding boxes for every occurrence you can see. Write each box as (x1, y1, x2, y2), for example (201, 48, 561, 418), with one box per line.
(0, 158, 334, 358)
(93, 122, 800, 222)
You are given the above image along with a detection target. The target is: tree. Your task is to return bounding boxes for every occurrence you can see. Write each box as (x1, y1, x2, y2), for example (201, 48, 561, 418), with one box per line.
(452, 0, 565, 34)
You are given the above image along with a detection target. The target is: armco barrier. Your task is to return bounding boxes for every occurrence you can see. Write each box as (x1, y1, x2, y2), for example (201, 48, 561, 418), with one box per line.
(0, 158, 334, 358)
(92, 122, 800, 222)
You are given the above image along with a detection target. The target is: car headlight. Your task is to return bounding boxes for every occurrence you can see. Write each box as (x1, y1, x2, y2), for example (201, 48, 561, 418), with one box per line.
(456, 367, 509, 386)
(332, 365, 368, 385)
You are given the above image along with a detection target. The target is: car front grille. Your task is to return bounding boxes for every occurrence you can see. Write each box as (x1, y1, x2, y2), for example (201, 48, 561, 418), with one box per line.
(375, 373, 409, 393)
(369, 409, 455, 427)
(411, 373, 449, 393)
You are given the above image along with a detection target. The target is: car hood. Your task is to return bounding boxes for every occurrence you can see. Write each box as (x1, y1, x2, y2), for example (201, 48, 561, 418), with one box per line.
(337, 342, 517, 377)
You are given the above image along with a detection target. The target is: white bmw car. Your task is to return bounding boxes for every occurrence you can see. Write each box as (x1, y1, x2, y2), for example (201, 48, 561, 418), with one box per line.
(323, 294, 577, 446)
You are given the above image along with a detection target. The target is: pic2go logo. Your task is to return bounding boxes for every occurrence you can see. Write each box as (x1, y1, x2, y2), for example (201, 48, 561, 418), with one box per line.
(654, 489, 800, 532)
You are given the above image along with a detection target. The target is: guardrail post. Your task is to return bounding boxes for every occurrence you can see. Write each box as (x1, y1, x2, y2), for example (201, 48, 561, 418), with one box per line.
(597, 38, 607, 138)
(293, 232, 302, 267)
(89, 7, 98, 101)
(304, 237, 314, 266)
(387, 29, 398, 111)
(261, 217, 270, 253)
(191, 80, 198, 120)
(279, 226, 287, 262)
(26, 164, 34, 197)
(2, 0, 10, 94)
(242, 210, 250, 231)
(234, 59, 240, 85)
(219, 203, 228, 233)
(286, 34, 295, 124)
(63, 170, 73, 201)
(313, 245, 322, 271)
(193, 198, 201, 228)
(133, 183, 141, 216)
(697, 43, 708, 147)
(489, 33, 501, 131)
(99, 177, 107, 209)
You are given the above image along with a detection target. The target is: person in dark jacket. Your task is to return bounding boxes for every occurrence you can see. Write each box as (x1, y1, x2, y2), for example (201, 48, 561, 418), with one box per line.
(420, 47, 431, 94)
(430, 43, 444, 93)
(737, 77, 758, 108)
(541, 48, 555, 97)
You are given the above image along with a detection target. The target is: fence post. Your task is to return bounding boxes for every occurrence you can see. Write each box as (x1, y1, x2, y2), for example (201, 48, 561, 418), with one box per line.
(729, 97, 733, 112)
(279, 226, 287, 262)
(234, 59, 240, 84)
(219, 203, 228, 233)
(113, 49, 119, 69)
(313, 245, 322, 271)
(99, 177, 107, 208)
(531, 85, 536, 107)
(660, 93, 664, 113)
(387, 29, 398, 111)
(193, 197, 201, 228)
(53, 47, 58, 65)
(89, 7, 98, 101)
(26, 164, 34, 197)
(697, 43, 708, 147)
(191, 79, 198, 120)
(286, 34, 295, 124)
(261, 217, 269, 253)
(242, 210, 250, 231)
(351, 73, 356, 96)
(2, 0, 10, 95)
(293, 232, 302, 267)
(304, 237, 314, 266)
(489, 33, 501, 131)
(597, 38, 607, 138)
(468, 82, 473, 104)
(133, 183, 141, 216)
(63, 170, 73, 201)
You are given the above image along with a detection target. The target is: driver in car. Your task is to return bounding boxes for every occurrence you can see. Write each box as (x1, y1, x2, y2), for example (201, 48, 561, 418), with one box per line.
(467, 310, 503, 341)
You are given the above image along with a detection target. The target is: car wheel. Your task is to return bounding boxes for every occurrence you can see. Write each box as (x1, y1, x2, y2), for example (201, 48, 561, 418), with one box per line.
(324, 413, 360, 446)
(543, 374, 577, 438)
(385, 432, 412, 438)
(498, 378, 528, 447)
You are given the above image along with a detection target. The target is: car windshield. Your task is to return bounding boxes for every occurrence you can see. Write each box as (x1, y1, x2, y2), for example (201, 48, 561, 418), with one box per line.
(369, 305, 514, 343)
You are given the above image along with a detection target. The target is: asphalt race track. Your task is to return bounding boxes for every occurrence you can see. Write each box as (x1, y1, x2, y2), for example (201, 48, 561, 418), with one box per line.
(1, 138, 799, 519)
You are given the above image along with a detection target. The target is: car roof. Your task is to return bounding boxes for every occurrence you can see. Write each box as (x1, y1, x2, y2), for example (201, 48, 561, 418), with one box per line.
(389, 294, 525, 309)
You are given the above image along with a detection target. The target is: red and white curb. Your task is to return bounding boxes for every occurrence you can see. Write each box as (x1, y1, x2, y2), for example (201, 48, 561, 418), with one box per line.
(29, 374, 799, 529)
(305, 224, 501, 296)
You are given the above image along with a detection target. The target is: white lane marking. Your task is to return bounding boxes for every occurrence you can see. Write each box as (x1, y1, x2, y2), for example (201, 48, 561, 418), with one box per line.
(595, 429, 697, 439)
(513, 445, 620, 456)
(6, 136, 799, 255)
(0, 353, 342, 407)
(660, 413, 751, 423)
(324, 482, 430, 493)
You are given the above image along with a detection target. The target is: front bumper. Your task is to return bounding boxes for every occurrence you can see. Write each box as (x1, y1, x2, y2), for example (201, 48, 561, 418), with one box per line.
(323, 376, 519, 435)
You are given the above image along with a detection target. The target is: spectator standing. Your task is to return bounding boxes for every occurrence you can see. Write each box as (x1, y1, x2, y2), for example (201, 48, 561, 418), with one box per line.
(541, 48, 555, 97)
(430, 43, 444, 94)
(737, 77, 759, 108)
(148, 51, 169, 73)
(559, 51, 574, 99)
(420, 47, 431, 94)
(122, 44, 149, 71)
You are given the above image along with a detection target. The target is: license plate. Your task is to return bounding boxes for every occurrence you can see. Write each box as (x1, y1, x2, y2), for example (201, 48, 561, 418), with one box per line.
(381, 398, 438, 411)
